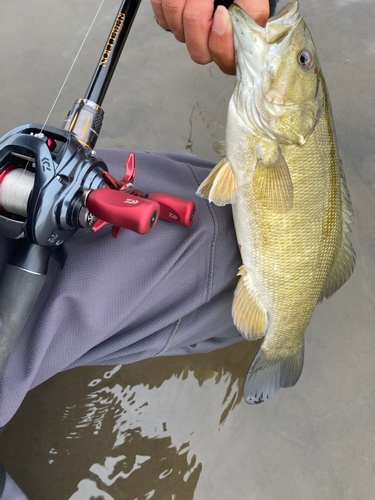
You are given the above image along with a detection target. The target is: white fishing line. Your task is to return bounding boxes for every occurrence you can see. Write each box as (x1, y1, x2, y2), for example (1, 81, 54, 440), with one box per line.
(40, 0, 106, 132)
(0, 169, 35, 217)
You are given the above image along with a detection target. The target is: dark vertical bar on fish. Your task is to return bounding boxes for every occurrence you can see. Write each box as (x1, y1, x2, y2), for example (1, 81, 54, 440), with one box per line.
(84, 0, 142, 106)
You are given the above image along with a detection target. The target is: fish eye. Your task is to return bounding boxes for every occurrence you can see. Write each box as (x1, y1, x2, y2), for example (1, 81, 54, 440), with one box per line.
(298, 49, 313, 69)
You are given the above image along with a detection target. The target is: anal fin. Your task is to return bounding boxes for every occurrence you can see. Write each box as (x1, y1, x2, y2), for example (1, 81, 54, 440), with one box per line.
(196, 158, 237, 206)
(232, 266, 267, 340)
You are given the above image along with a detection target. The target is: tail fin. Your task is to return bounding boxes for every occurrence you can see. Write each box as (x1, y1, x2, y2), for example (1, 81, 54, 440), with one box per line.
(244, 343, 304, 404)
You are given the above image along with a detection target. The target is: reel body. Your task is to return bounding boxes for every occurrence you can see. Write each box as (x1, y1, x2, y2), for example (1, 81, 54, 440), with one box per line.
(0, 124, 106, 246)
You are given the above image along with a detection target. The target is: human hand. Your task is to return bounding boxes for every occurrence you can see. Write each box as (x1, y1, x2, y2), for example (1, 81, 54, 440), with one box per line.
(151, 0, 270, 75)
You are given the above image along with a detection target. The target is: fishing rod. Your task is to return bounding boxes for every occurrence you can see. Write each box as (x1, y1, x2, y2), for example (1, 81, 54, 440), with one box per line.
(0, 0, 196, 378)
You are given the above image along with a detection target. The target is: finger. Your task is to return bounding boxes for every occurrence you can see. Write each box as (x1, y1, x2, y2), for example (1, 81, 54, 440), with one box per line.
(150, 0, 171, 31)
(236, 0, 270, 28)
(209, 6, 235, 75)
(209, 0, 271, 74)
(183, 0, 215, 65)
(159, 0, 187, 42)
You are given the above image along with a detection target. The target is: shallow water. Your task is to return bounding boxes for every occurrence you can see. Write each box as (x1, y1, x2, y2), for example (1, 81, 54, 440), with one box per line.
(0, 0, 375, 499)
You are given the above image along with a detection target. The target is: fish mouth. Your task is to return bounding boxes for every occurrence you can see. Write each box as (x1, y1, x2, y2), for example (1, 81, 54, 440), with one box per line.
(229, 1, 301, 49)
(228, 2, 303, 139)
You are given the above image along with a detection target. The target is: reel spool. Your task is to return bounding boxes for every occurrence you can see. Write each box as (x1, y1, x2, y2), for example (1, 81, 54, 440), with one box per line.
(0, 166, 33, 218)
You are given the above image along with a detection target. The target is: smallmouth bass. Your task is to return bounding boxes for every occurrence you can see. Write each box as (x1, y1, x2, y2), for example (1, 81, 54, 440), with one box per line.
(197, 1, 355, 404)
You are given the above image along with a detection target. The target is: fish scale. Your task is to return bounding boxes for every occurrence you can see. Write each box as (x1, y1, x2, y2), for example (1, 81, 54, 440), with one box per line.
(197, 1, 355, 403)
(235, 101, 344, 354)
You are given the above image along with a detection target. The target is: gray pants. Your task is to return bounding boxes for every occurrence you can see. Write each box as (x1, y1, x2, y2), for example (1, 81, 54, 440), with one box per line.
(0, 150, 242, 430)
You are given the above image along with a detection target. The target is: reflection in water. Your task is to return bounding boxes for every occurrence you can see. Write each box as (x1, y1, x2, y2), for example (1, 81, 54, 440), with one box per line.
(69, 479, 115, 500)
(56, 340, 259, 499)
(0, 276, 259, 500)
(67, 425, 202, 499)
(64, 373, 204, 499)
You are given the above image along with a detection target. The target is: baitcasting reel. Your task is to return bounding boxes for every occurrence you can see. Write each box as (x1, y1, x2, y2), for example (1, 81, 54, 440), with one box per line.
(0, 121, 195, 246)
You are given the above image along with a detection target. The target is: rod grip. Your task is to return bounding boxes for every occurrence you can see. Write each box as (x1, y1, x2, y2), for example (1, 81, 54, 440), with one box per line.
(0, 264, 46, 378)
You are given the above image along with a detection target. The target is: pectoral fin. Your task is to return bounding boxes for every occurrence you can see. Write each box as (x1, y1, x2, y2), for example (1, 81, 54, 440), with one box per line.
(196, 158, 237, 206)
(232, 266, 268, 340)
(253, 150, 293, 213)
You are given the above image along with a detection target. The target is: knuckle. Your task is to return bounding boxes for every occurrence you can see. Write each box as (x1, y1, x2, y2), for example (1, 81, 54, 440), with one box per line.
(150, 0, 163, 13)
(163, 1, 183, 17)
(183, 12, 204, 29)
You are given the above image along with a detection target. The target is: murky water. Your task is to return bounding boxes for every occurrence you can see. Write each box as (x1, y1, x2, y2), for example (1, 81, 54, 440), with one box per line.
(0, 0, 375, 499)
(1, 341, 260, 499)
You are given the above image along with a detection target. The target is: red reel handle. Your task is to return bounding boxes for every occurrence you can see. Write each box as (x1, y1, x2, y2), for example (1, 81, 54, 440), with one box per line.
(147, 192, 196, 227)
(87, 189, 160, 235)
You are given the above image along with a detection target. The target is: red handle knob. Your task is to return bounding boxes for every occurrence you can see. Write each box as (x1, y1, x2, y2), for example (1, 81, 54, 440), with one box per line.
(87, 189, 160, 235)
(147, 192, 196, 227)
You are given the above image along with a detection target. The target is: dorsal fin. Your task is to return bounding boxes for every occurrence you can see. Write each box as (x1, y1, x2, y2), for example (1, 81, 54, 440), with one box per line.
(319, 166, 355, 302)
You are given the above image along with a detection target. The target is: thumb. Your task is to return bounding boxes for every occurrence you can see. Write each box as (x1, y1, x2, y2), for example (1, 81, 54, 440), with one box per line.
(208, 1, 270, 75)
(209, 6, 236, 75)
(235, 0, 270, 28)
